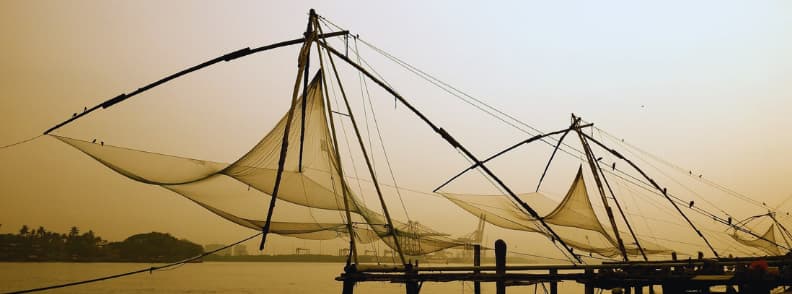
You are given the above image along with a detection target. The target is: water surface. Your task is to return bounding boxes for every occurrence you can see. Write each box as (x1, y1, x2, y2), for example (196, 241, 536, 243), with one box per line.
(0, 262, 583, 293)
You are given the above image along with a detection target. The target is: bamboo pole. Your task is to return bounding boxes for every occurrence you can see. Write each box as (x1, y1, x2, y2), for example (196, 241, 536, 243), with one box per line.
(316, 35, 359, 264)
(315, 20, 407, 265)
(43, 30, 347, 135)
(258, 13, 315, 250)
(573, 115, 629, 261)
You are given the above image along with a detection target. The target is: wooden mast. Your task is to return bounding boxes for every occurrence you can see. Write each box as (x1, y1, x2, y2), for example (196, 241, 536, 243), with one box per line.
(314, 16, 360, 265)
(581, 131, 720, 258)
(572, 115, 629, 261)
(258, 10, 316, 250)
(573, 116, 648, 261)
(315, 18, 408, 265)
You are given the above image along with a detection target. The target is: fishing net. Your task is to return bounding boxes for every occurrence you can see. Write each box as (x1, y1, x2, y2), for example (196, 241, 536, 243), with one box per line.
(441, 167, 672, 258)
(732, 224, 781, 256)
(53, 72, 464, 256)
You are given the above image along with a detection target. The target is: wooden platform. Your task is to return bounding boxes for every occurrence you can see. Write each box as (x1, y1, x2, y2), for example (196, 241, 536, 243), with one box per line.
(337, 241, 792, 294)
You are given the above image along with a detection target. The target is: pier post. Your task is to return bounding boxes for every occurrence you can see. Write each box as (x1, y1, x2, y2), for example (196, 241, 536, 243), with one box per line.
(405, 262, 420, 294)
(342, 280, 355, 294)
(549, 268, 558, 294)
(495, 239, 506, 294)
(635, 286, 643, 294)
(584, 268, 594, 294)
(342, 264, 356, 294)
(474, 244, 481, 294)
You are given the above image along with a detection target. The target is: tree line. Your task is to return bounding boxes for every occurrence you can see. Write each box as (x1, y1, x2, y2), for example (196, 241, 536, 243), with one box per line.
(0, 225, 202, 262)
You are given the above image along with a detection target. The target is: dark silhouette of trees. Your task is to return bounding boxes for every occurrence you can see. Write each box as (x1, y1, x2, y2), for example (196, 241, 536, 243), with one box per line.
(112, 232, 202, 262)
(0, 225, 203, 262)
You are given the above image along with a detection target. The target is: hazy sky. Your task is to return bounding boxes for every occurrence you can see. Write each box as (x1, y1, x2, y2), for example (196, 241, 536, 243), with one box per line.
(1, 1, 791, 257)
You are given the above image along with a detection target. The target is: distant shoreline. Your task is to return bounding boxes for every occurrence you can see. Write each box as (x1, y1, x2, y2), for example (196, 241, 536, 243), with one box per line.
(0, 254, 536, 264)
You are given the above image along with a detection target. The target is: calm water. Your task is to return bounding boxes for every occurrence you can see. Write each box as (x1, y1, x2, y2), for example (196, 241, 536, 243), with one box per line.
(0, 262, 584, 293)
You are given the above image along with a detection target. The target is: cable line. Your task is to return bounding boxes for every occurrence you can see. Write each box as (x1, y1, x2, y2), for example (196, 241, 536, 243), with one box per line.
(0, 135, 42, 150)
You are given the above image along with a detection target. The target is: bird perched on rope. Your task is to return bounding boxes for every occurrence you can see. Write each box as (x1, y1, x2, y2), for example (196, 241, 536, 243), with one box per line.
(92, 139, 96, 143)
(100, 141, 104, 146)
(689, 201, 695, 208)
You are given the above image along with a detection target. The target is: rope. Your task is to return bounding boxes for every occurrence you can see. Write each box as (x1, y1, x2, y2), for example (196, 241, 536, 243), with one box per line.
(4, 232, 262, 294)
(597, 127, 769, 211)
(354, 37, 412, 222)
(504, 249, 574, 263)
(0, 135, 42, 150)
(600, 131, 733, 218)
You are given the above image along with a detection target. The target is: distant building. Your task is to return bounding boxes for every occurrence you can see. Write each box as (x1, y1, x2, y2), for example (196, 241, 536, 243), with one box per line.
(232, 244, 248, 256)
(204, 244, 231, 256)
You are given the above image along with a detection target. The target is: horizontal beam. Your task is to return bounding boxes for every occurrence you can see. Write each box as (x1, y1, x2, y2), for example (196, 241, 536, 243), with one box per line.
(433, 125, 591, 192)
(352, 255, 792, 272)
(338, 272, 585, 283)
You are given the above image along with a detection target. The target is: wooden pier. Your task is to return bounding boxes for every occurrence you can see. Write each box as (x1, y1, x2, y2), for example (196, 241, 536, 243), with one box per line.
(338, 240, 792, 294)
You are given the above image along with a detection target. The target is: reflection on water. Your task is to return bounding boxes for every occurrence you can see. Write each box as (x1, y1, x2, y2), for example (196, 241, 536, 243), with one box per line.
(0, 262, 584, 293)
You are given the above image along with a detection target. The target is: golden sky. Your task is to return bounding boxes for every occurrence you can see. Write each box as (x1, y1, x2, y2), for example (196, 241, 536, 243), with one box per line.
(1, 1, 791, 257)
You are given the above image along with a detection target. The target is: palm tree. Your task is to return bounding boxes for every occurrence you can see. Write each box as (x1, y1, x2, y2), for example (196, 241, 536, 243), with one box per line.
(68, 226, 79, 239)
(36, 227, 46, 239)
(19, 225, 29, 237)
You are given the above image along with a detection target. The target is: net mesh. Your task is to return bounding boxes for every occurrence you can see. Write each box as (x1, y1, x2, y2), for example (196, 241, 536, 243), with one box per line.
(732, 223, 781, 256)
(53, 72, 464, 256)
(441, 167, 672, 258)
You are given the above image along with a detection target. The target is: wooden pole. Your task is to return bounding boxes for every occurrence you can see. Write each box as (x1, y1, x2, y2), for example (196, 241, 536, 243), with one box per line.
(342, 264, 356, 294)
(315, 20, 358, 265)
(590, 143, 649, 261)
(316, 20, 407, 265)
(573, 115, 629, 261)
(474, 244, 481, 294)
(43, 30, 347, 135)
(258, 12, 314, 250)
(581, 132, 720, 258)
(405, 263, 419, 294)
(536, 127, 573, 192)
(434, 127, 580, 192)
(495, 240, 506, 294)
(584, 269, 594, 294)
(297, 10, 314, 173)
(549, 268, 558, 294)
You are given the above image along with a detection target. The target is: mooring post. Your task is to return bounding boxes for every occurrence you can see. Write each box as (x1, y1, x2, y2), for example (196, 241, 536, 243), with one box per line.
(474, 244, 481, 294)
(549, 268, 558, 294)
(495, 239, 506, 294)
(405, 262, 419, 294)
(342, 264, 356, 294)
(635, 286, 643, 294)
(584, 268, 594, 294)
